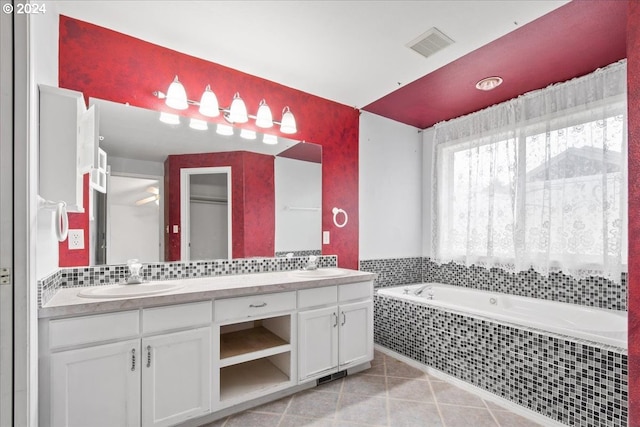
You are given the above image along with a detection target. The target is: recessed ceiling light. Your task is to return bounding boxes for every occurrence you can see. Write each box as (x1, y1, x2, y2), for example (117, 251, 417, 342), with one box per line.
(475, 76, 503, 91)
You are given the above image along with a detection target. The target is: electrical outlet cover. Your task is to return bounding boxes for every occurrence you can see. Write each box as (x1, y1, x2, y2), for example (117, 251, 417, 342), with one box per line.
(68, 229, 85, 250)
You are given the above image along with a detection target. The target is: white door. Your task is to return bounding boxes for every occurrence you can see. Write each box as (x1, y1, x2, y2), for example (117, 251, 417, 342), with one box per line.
(50, 340, 141, 427)
(298, 306, 339, 381)
(338, 300, 374, 369)
(142, 327, 211, 427)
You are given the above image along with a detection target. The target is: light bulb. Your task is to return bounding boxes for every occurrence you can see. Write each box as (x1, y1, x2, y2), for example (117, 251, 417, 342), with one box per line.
(240, 129, 257, 140)
(216, 124, 234, 136)
(199, 85, 220, 117)
(263, 134, 278, 145)
(165, 75, 188, 110)
(228, 92, 248, 123)
(189, 118, 208, 131)
(255, 99, 273, 128)
(159, 111, 180, 125)
(279, 106, 297, 134)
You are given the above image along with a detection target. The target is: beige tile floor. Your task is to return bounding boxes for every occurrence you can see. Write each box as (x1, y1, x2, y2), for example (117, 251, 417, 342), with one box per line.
(200, 350, 543, 427)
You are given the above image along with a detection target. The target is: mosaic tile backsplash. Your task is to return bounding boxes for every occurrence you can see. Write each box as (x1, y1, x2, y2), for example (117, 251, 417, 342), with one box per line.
(38, 255, 337, 307)
(359, 257, 627, 311)
(375, 294, 628, 427)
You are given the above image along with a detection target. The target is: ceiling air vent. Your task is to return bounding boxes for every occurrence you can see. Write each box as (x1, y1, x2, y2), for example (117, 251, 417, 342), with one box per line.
(407, 27, 454, 59)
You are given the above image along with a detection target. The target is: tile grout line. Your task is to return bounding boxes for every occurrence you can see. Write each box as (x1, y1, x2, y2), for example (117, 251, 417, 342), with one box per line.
(275, 394, 294, 427)
(384, 357, 391, 427)
(426, 375, 448, 427)
(482, 399, 503, 427)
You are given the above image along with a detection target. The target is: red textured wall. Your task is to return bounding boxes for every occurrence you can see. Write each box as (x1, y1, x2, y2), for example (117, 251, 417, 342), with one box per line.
(58, 173, 90, 266)
(628, 1, 640, 424)
(164, 151, 274, 260)
(58, 15, 359, 269)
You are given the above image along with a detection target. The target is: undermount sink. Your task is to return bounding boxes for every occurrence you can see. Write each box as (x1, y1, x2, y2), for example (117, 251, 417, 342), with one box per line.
(290, 268, 347, 278)
(77, 283, 184, 299)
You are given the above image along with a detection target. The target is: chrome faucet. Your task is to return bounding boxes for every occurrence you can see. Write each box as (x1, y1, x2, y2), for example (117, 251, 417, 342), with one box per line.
(126, 259, 143, 284)
(304, 255, 318, 271)
(413, 284, 434, 298)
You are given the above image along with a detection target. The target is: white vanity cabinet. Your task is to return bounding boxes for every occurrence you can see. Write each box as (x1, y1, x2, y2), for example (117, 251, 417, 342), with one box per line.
(40, 301, 212, 427)
(213, 291, 297, 409)
(50, 339, 142, 427)
(297, 281, 373, 382)
(39, 85, 102, 212)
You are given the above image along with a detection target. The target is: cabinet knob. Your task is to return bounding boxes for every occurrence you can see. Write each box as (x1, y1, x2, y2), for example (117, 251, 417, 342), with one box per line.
(332, 312, 338, 328)
(146, 345, 152, 368)
(131, 348, 136, 371)
(249, 302, 267, 308)
(341, 312, 346, 326)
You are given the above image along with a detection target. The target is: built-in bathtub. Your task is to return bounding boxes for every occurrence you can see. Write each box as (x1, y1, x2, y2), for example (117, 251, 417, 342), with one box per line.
(374, 283, 628, 426)
(377, 283, 627, 348)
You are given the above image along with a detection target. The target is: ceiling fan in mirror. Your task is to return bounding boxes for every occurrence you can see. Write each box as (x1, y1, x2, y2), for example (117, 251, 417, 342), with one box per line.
(135, 186, 160, 206)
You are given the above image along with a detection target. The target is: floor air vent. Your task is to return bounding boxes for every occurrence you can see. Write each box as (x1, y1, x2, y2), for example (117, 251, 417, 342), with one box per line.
(317, 370, 347, 385)
(407, 27, 454, 59)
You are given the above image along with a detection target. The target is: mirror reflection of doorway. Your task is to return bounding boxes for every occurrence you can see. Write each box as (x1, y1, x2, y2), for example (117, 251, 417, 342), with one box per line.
(96, 174, 163, 264)
(180, 167, 232, 261)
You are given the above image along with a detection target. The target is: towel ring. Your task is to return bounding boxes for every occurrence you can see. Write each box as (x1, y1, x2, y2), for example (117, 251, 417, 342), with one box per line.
(38, 197, 69, 242)
(332, 207, 348, 228)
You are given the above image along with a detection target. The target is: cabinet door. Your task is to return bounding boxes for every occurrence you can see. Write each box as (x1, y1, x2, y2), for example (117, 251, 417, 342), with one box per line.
(339, 300, 373, 369)
(142, 327, 211, 427)
(298, 306, 339, 381)
(50, 340, 140, 427)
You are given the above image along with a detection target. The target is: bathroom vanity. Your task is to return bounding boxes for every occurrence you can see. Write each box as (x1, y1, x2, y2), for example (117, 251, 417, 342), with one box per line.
(38, 268, 375, 427)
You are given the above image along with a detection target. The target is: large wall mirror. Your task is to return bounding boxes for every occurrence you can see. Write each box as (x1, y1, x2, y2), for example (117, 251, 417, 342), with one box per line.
(90, 98, 322, 265)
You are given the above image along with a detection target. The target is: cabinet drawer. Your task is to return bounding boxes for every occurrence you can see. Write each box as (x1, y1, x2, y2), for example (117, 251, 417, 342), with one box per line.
(298, 286, 337, 309)
(49, 310, 139, 350)
(143, 301, 212, 334)
(338, 282, 373, 302)
(215, 292, 296, 323)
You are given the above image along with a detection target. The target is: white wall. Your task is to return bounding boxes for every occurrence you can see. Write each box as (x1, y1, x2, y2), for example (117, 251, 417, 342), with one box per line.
(422, 126, 435, 258)
(359, 112, 422, 260)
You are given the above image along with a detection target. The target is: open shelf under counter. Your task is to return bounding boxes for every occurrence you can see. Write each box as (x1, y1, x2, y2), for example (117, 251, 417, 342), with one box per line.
(219, 356, 291, 402)
(219, 326, 290, 367)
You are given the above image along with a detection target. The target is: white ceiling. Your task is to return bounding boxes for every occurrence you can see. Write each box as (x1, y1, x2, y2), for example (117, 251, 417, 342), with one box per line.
(53, 0, 568, 109)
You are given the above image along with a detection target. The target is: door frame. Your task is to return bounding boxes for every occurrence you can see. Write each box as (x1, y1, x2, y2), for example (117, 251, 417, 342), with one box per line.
(180, 167, 232, 261)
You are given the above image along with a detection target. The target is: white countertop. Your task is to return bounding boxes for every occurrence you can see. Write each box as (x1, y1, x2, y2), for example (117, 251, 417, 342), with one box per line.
(39, 268, 377, 319)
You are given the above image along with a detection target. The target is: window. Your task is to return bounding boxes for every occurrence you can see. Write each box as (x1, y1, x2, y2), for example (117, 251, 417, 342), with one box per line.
(431, 61, 627, 282)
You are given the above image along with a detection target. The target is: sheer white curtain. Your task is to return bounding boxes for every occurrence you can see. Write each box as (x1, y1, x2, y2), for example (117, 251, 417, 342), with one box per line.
(430, 60, 627, 283)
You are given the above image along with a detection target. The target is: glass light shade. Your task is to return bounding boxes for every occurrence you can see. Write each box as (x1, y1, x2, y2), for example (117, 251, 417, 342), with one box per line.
(255, 99, 273, 128)
(240, 129, 257, 140)
(263, 134, 278, 145)
(165, 75, 188, 110)
(189, 118, 208, 131)
(159, 111, 180, 125)
(279, 106, 297, 134)
(216, 124, 234, 136)
(228, 92, 249, 123)
(199, 85, 220, 117)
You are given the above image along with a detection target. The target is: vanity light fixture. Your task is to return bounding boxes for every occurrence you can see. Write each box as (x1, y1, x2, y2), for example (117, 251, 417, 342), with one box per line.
(155, 76, 298, 134)
(240, 129, 257, 140)
(159, 111, 180, 125)
(189, 118, 208, 131)
(198, 85, 219, 117)
(165, 76, 189, 110)
(263, 134, 278, 145)
(216, 123, 234, 136)
(475, 76, 503, 91)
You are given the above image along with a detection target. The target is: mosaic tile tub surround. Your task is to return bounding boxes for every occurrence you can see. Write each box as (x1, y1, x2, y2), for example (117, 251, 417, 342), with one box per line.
(38, 255, 337, 307)
(359, 257, 627, 311)
(374, 294, 628, 426)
